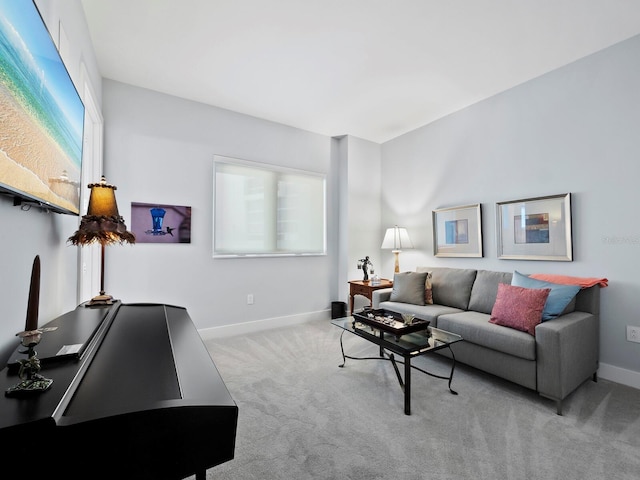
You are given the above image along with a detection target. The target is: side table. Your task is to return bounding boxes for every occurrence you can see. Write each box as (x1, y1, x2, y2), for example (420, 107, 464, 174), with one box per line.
(348, 279, 393, 314)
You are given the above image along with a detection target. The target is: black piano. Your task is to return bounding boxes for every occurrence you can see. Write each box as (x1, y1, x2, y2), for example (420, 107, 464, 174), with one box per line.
(0, 302, 238, 480)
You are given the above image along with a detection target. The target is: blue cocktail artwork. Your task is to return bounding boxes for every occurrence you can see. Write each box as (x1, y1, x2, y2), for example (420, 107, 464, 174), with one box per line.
(130, 202, 191, 243)
(147, 207, 167, 235)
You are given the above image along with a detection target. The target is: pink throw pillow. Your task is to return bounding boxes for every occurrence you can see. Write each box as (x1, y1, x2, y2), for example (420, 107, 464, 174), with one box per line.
(489, 283, 551, 336)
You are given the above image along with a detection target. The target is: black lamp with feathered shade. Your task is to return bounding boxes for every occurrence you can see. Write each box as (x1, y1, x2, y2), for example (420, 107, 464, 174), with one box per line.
(68, 176, 135, 306)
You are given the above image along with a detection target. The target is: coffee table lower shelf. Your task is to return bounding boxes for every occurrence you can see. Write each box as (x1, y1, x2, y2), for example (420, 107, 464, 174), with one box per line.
(331, 317, 463, 415)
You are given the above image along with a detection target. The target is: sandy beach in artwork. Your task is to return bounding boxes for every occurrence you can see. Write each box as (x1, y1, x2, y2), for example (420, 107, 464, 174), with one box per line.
(0, 81, 80, 212)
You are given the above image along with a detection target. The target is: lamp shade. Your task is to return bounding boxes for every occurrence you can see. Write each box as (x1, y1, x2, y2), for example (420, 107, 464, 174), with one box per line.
(87, 177, 120, 217)
(381, 226, 413, 251)
(68, 176, 135, 246)
(381, 226, 413, 273)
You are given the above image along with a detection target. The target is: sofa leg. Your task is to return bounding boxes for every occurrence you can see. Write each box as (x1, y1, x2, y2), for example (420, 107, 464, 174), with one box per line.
(593, 372, 598, 382)
(539, 393, 564, 415)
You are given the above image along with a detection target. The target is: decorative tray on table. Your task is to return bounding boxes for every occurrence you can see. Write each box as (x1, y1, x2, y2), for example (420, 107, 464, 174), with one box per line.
(352, 309, 430, 336)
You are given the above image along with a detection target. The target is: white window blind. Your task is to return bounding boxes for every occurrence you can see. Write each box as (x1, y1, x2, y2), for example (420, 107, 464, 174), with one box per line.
(213, 155, 326, 257)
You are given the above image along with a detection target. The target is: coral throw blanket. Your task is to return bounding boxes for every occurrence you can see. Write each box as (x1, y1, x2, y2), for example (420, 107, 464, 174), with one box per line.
(529, 274, 608, 288)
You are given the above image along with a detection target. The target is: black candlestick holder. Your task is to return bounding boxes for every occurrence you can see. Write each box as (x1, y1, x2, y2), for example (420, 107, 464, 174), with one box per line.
(5, 331, 53, 397)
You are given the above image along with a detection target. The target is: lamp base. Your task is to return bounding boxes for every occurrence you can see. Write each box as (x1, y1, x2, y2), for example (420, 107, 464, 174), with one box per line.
(85, 293, 114, 307)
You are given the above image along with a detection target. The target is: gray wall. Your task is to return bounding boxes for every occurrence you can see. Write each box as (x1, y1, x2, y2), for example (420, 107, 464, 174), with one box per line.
(0, 0, 101, 362)
(380, 34, 640, 386)
(101, 80, 339, 330)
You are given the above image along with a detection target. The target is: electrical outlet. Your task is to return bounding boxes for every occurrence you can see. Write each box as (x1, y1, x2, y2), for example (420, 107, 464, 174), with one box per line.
(247, 294, 254, 305)
(627, 325, 640, 343)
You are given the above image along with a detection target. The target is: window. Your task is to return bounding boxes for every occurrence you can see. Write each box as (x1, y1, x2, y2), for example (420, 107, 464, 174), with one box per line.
(213, 155, 326, 257)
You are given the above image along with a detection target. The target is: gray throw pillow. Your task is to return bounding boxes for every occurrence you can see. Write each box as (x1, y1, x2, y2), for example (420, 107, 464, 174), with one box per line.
(389, 271, 429, 305)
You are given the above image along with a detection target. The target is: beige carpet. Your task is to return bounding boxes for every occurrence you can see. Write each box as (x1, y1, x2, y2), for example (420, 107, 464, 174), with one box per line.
(192, 319, 640, 480)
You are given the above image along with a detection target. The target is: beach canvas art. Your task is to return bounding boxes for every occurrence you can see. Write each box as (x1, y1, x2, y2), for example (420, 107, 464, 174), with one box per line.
(131, 202, 192, 244)
(0, 0, 85, 214)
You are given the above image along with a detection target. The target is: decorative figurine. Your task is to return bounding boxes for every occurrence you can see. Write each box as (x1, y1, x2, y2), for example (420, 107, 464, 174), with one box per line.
(357, 256, 373, 281)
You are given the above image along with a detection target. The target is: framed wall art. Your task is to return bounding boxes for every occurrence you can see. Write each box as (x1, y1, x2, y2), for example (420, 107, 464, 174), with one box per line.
(432, 204, 483, 257)
(496, 193, 572, 261)
(131, 202, 192, 244)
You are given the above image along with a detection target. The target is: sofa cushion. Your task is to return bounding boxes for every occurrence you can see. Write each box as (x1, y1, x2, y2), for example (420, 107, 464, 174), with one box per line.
(389, 271, 429, 305)
(417, 267, 477, 310)
(437, 311, 537, 360)
(489, 283, 550, 336)
(468, 270, 513, 314)
(511, 271, 581, 321)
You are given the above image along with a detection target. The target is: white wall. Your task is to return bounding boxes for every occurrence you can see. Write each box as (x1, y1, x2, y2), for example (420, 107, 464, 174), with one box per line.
(0, 0, 101, 362)
(380, 35, 640, 387)
(345, 136, 383, 311)
(332, 134, 383, 311)
(101, 80, 337, 331)
(332, 136, 349, 306)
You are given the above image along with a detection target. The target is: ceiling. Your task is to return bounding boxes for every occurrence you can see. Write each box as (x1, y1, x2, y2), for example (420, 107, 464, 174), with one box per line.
(80, 0, 640, 143)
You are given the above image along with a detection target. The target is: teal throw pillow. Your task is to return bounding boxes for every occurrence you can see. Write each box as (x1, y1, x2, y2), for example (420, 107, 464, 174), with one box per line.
(511, 271, 581, 321)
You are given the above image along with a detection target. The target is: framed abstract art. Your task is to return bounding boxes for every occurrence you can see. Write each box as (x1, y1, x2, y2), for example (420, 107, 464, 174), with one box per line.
(496, 193, 572, 261)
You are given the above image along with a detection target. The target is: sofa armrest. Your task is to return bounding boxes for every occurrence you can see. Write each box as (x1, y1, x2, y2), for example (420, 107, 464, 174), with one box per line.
(372, 288, 393, 308)
(535, 311, 598, 404)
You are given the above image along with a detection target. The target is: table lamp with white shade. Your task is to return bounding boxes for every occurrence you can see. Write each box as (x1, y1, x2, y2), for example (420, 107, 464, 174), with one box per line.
(381, 226, 413, 273)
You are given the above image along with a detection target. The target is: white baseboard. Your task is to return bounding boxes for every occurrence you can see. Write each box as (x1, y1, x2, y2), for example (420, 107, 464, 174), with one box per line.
(199, 309, 329, 341)
(598, 362, 640, 390)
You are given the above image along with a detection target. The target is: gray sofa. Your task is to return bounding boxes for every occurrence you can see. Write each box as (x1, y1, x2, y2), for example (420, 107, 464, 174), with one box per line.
(372, 267, 600, 415)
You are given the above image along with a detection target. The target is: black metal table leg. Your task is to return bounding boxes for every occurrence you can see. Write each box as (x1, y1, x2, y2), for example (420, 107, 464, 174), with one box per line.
(338, 330, 347, 367)
(404, 355, 411, 415)
(447, 345, 458, 395)
(403, 346, 459, 396)
(388, 353, 404, 389)
(334, 321, 461, 415)
(384, 352, 412, 415)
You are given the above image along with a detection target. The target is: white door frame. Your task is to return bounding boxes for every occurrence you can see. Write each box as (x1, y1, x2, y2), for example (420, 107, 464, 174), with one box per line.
(77, 64, 103, 304)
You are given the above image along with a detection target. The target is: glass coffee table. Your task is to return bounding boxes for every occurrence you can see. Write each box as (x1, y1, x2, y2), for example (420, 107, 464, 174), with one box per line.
(331, 310, 463, 415)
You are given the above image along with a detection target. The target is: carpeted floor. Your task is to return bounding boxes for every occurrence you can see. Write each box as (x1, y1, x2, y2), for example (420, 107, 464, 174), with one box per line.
(191, 320, 640, 480)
